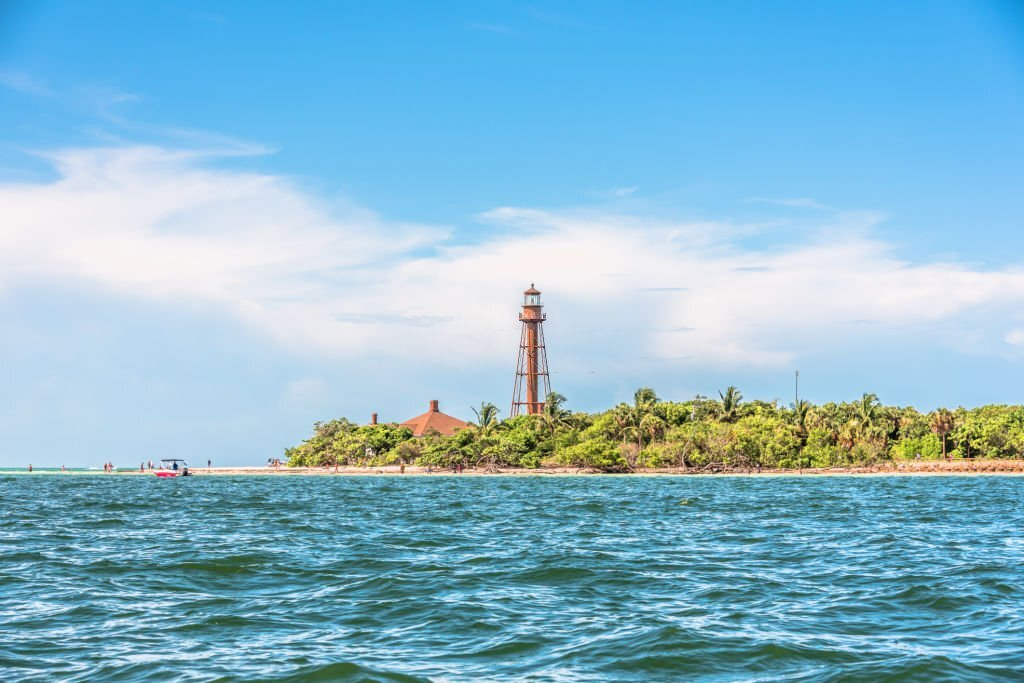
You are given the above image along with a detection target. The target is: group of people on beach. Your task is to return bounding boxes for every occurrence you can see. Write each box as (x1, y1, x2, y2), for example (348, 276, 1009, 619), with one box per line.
(102, 462, 115, 473)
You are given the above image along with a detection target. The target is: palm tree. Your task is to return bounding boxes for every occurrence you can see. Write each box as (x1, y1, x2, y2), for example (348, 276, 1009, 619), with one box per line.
(612, 403, 642, 468)
(613, 403, 638, 439)
(792, 399, 811, 438)
(632, 388, 659, 449)
(544, 392, 568, 420)
(624, 389, 665, 465)
(718, 386, 743, 422)
(850, 392, 881, 444)
(930, 408, 955, 460)
(634, 387, 658, 409)
(640, 412, 667, 445)
(838, 423, 856, 454)
(540, 392, 570, 450)
(471, 402, 502, 438)
(607, 388, 662, 469)
(792, 399, 811, 468)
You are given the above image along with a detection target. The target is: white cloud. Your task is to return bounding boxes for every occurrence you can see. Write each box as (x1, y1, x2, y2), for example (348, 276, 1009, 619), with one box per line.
(1005, 330, 1024, 347)
(4, 144, 1024, 370)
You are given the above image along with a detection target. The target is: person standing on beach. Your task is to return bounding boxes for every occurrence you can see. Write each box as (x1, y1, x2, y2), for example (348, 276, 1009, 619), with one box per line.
(208, 459, 211, 469)
(28, 464, 32, 472)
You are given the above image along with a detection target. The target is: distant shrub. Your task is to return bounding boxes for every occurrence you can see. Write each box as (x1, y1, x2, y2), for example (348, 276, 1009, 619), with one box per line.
(890, 434, 943, 460)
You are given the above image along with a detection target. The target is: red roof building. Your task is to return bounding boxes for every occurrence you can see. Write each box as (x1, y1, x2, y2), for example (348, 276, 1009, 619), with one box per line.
(400, 399, 469, 437)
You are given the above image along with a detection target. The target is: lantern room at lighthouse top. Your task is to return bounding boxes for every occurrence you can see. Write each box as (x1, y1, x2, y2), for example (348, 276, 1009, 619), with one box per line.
(520, 284, 545, 320)
(524, 284, 541, 306)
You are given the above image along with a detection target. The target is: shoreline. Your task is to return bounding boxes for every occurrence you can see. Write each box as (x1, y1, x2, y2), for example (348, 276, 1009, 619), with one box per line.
(5, 460, 1024, 476)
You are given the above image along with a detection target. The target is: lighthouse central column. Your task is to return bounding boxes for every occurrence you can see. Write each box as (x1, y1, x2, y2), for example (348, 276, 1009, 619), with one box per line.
(525, 321, 538, 414)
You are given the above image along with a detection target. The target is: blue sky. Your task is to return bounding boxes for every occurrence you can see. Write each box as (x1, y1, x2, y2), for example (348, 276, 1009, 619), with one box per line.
(1, 1, 1023, 466)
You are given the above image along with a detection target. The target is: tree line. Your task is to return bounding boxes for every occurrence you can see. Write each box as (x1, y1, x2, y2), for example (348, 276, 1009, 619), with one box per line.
(284, 388, 1024, 471)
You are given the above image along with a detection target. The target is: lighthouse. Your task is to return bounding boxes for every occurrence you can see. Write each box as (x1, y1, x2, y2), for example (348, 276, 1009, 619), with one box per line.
(511, 284, 552, 417)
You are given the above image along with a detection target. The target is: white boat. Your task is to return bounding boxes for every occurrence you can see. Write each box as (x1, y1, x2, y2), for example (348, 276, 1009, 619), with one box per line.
(154, 459, 191, 478)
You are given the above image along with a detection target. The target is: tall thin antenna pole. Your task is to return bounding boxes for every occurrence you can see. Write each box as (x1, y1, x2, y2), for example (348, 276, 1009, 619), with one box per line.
(795, 370, 799, 406)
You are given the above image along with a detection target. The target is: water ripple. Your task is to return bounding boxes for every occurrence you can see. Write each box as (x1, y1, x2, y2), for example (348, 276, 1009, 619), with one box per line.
(2, 475, 1024, 681)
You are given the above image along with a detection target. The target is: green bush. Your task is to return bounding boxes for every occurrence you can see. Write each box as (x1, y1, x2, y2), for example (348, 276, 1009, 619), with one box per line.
(890, 434, 942, 460)
(285, 393, 1024, 470)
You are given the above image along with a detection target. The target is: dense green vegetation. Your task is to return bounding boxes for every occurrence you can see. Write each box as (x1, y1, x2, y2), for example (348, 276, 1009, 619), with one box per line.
(285, 389, 1024, 471)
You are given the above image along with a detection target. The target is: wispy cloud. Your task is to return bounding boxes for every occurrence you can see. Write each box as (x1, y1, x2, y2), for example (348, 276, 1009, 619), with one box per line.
(334, 313, 452, 327)
(745, 197, 834, 210)
(0, 72, 146, 124)
(73, 84, 144, 124)
(1005, 329, 1024, 347)
(5, 143, 1024, 372)
(0, 69, 52, 96)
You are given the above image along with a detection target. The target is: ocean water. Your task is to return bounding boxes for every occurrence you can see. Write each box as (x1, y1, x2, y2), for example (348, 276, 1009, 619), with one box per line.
(2, 475, 1023, 681)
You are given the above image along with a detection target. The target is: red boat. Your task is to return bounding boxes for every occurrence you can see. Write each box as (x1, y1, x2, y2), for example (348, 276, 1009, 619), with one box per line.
(154, 459, 191, 477)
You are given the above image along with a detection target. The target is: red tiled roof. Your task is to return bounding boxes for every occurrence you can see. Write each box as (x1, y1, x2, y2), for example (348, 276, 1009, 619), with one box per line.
(400, 400, 469, 437)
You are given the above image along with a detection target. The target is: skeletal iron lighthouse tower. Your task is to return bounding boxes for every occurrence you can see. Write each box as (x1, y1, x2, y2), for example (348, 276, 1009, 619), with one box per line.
(511, 284, 551, 417)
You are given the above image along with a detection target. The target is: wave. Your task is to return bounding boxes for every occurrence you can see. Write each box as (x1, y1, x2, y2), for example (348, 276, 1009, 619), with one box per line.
(1, 475, 1022, 680)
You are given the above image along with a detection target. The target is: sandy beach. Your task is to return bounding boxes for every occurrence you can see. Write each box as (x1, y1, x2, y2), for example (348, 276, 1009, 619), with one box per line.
(8, 460, 1024, 476)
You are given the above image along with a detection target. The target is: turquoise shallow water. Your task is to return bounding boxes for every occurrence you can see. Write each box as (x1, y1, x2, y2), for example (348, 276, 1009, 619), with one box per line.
(2, 475, 1023, 681)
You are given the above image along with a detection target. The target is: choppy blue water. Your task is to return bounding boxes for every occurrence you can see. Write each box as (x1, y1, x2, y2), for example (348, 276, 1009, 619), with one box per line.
(2, 475, 1023, 681)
